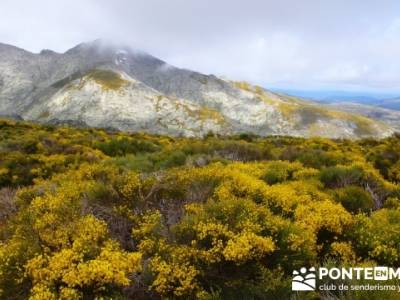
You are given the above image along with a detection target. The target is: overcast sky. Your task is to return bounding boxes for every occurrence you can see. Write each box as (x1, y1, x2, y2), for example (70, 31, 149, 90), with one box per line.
(1, 0, 400, 94)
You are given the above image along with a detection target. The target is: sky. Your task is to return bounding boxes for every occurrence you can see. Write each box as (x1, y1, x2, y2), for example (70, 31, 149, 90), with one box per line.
(1, 0, 400, 96)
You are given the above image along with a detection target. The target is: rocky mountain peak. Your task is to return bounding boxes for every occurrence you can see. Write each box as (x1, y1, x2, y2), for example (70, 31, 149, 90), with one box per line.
(0, 40, 396, 139)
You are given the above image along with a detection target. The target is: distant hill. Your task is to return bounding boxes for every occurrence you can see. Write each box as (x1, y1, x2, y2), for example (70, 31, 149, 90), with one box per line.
(374, 98, 400, 111)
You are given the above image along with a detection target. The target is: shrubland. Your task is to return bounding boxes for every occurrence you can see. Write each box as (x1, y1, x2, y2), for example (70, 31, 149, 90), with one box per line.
(1, 118, 400, 299)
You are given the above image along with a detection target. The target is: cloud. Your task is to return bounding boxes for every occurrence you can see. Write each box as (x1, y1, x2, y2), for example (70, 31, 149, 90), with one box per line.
(0, 0, 399, 93)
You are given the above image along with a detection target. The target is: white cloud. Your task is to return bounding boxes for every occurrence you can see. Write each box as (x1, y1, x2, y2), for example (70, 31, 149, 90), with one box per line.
(0, 0, 399, 93)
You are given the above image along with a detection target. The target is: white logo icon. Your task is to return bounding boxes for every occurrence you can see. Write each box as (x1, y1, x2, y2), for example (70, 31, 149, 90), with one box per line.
(292, 267, 316, 291)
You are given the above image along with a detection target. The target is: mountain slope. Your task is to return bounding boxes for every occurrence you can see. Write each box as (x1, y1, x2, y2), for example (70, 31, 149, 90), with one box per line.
(0, 40, 394, 138)
(326, 102, 400, 131)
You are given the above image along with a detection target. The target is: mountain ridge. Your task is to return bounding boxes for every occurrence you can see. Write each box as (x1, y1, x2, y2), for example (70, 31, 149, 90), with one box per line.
(0, 40, 395, 138)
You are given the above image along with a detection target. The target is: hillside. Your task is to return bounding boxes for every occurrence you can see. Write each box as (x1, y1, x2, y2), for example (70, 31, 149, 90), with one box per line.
(327, 102, 400, 131)
(0, 40, 394, 138)
(1, 119, 400, 299)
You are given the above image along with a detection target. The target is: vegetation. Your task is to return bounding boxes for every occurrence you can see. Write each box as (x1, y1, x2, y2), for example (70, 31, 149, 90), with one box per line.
(86, 69, 129, 90)
(1, 118, 400, 299)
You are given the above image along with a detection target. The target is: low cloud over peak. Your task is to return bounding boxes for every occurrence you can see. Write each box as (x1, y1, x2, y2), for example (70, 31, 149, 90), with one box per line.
(1, 0, 399, 93)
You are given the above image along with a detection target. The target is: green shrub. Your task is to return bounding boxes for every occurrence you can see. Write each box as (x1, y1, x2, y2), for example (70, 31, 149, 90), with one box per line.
(110, 154, 154, 172)
(154, 150, 187, 169)
(334, 185, 375, 213)
(262, 161, 300, 185)
(320, 165, 365, 188)
(95, 138, 159, 156)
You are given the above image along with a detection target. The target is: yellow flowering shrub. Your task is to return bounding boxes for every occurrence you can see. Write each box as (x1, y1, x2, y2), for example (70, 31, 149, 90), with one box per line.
(26, 216, 142, 299)
(116, 171, 141, 200)
(348, 209, 400, 265)
(328, 242, 357, 263)
(2, 119, 400, 299)
(295, 200, 353, 235)
(149, 256, 200, 297)
(222, 231, 275, 263)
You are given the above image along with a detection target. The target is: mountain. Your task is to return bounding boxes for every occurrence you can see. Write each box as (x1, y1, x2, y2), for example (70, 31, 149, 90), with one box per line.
(319, 95, 381, 105)
(0, 40, 394, 138)
(270, 89, 398, 104)
(326, 102, 400, 131)
(374, 97, 400, 111)
(321, 96, 400, 111)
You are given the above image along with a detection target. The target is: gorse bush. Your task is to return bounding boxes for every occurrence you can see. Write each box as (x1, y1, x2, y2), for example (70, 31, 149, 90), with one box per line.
(95, 137, 159, 156)
(334, 185, 375, 213)
(319, 165, 365, 188)
(0, 118, 400, 299)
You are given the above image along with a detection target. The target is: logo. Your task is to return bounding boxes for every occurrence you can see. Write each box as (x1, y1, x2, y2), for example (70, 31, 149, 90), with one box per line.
(374, 267, 388, 280)
(292, 267, 316, 291)
(291, 266, 400, 293)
